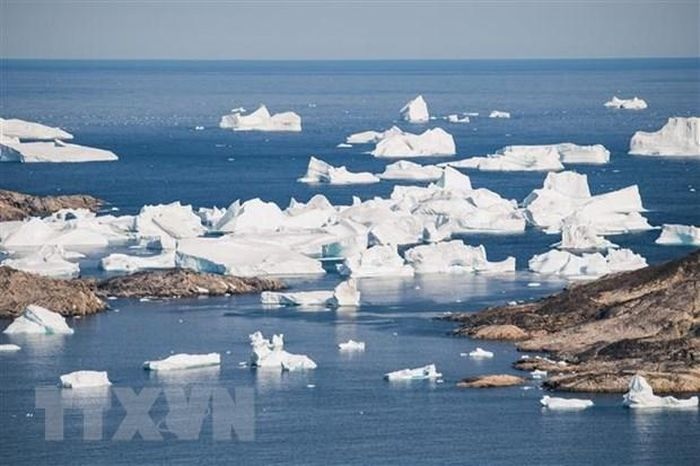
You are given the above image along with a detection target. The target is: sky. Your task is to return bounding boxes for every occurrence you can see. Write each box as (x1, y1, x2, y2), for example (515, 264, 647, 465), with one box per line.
(1, 0, 699, 60)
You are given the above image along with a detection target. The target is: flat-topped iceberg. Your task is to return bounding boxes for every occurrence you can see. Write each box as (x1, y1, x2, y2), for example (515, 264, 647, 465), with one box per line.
(379, 160, 443, 181)
(384, 364, 442, 381)
(134, 202, 206, 249)
(60, 370, 112, 389)
(404, 240, 515, 274)
(540, 396, 593, 410)
(2, 245, 80, 278)
(219, 105, 301, 132)
(0, 344, 21, 352)
(604, 96, 647, 110)
(0, 117, 73, 140)
(489, 110, 511, 119)
(445, 114, 470, 124)
(3, 304, 74, 335)
(445, 145, 564, 171)
(261, 279, 360, 307)
(0, 138, 118, 163)
(655, 224, 700, 246)
(401, 95, 430, 123)
(100, 251, 176, 273)
(555, 143, 610, 164)
(249, 331, 317, 371)
(528, 248, 647, 278)
(370, 128, 456, 158)
(629, 117, 700, 156)
(298, 156, 379, 185)
(468, 347, 494, 358)
(338, 340, 365, 351)
(623, 375, 698, 409)
(338, 245, 414, 278)
(144, 353, 221, 371)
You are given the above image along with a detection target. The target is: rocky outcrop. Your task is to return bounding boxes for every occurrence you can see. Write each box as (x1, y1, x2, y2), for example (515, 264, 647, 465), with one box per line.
(0, 189, 103, 221)
(457, 374, 525, 388)
(472, 324, 529, 341)
(444, 250, 700, 393)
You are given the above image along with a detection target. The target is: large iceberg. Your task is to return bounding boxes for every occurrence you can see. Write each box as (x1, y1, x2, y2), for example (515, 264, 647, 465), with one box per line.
(622, 375, 698, 409)
(261, 279, 360, 307)
(400, 95, 430, 123)
(370, 128, 456, 158)
(604, 96, 647, 110)
(60, 371, 112, 389)
(528, 248, 647, 278)
(379, 160, 443, 181)
(0, 118, 73, 140)
(144, 353, 221, 371)
(249, 331, 317, 371)
(219, 105, 301, 132)
(100, 251, 176, 273)
(2, 245, 80, 278)
(134, 202, 206, 249)
(445, 145, 564, 171)
(404, 240, 515, 274)
(337, 245, 414, 278)
(0, 138, 118, 163)
(629, 117, 700, 156)
(298, 157, 379, 185)
(384, 364, 442, 381)
(3, 304, 74, 335)
(655, 224, 700, 246)
(540, 396, 593, 410)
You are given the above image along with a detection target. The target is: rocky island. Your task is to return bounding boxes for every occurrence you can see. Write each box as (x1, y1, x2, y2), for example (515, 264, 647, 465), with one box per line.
(0, 189, 103, 221)
(444, 250, 699, 393)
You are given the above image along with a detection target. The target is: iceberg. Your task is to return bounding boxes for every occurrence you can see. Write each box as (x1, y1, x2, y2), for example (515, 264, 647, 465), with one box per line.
(655, 224, 700, 246)
(604, 96, 647, 110)
(384, 364, 442, 381)
(0, 344, 21, 352)
(249, 331, 317, 371)
(379, 160, 443, 181)
(144, 353, 221, 371)
(404, 240, 515, 274)
(3, 304, 74, 335)
(337, 245, 414, 278)
(0, 117, 73, 140)
(528, 248, 647, 278)
(622, 375, 698, 409)
(2, 245, 80, 278)
(444, 145, 564, 172)
(214, 198, 287, 234)
(468, 347, 494, 358)
(298, 156, 379, 185)
(400, 95, 430, 123)
(99, 251, 176, 273)
(60, 370, 112, 389)
(540, 396, 593, 410)
(370, 128, 456, 158)
(489, 110, 511, 119)
(346, 126, 403, 145)
(629, 117, 700, 156)
(261, 279, 360, 307)
(219, 105, 301, 132)
(555, 143, 610, 164)
(338, 340, 365, 351)
(0, 138, 118, 163)
(134, 202, 206, 249)
(555, 220, 617, 251)
(445, 114, 470, 124)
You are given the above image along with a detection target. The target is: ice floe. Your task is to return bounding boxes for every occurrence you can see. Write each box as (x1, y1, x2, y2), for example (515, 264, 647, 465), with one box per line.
(3, 304, 74, 335)
(400, 95, 430, 123)
(540, 396, 593, 410)
(261, 279, 360, 307)
(100, 250, 176, 273)
(528, 248, 647, 278)
(298, 156, 379, 184)
(622, 375, 698, 409)
(219, 105, 301, 132)
(468, 347, 494, 358)
(2, 245, 80, 278)
(0, 138, 119, 163)
(384, 364, 442, 381)
(338, 245, 414, 277)
(134, 202, 206, 249)
(629, 117, 700, 156)
(655, 224, 700, 246)
(379, 160, 443, 181)
(604, 96, 647, 110)
(404, 240, 515, 274)
(0, 118, 73, 140)
(370, 128, 456, 158)
(144, 353, 221, 371)
(445, 114, 470, 123)
(338, 340, 366, 351)
(489, 111, 511, 119)
(60, 370, 112, 389)
(0, 344, 21, 352)
(249, 331, 317, 371)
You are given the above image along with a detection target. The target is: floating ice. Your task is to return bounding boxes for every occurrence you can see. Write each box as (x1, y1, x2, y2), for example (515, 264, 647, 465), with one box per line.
(2, 245, 80, 278)
(0, 118, 73, 140)
(60, 370, 112, 389)
(489, 111, 511, 119)
(623, 375, 698, 409)
(629, 117, 700, 156)
(400, 95, 430, 123)
(134, 202, 205, 250)
(555, 219, 617, 251)
(0, 344, 21, 352)
(0, 137, 117, 163)
(144, 353, 221, 371)
(384, 364, 442, 381)
(445, 114, 470, 123)
(338, 245, 414, 278)
(468, 347, 494, 358)
(3, 304, 74, 335)
(261, 279, 360, 307)
(100, 250, 176, 273)
(445, 145, 564, 171)
(249, 331, 317, 371)
(379, 160, 443, 181)
(298, 156, 379, 185)
(346, 126, 404, 145)
(219, 105, 301, 132)
(604, 96, 647, 110)
(540, 395, 593, 410)
(370, 128, 456, 158)
(531, 370, 547, 379)
(528, 248, 647, 278)
(404, 240, 515, 274)
(655, 224, 700, 246)
(338, 340, 366, 351)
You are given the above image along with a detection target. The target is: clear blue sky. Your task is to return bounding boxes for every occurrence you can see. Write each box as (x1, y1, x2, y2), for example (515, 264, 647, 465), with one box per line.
(1, 0, 698, 59)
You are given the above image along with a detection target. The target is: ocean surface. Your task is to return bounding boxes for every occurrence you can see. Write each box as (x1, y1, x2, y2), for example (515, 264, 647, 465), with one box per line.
(0, 59, 699, 465)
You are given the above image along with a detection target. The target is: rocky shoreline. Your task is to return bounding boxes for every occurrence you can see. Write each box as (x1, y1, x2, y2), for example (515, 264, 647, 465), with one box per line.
(443, 250, 700, 393)
(0, 189, 104, 221)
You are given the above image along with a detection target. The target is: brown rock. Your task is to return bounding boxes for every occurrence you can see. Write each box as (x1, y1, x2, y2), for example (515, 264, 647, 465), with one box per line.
(0, 189, 103, 221)
(471, 324, 529, 341)
(457, 374, 525, 388)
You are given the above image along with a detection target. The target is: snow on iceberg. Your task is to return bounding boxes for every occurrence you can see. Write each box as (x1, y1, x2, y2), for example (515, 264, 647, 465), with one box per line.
(337, 245, 414, 278)
(445, 145, 564, 172)
(604, 96, 647, 110)
(528, 248, 647, 278)
(3, 304, 74, 335)
(384, 364, 442, 381)
(0, 118, 73, 140)
(134, 202, 206, 249)
(629, 117, 700, 156)
(404, 240, 515, 274)
(100, 251, 176, 273)
(540, 396, 593, 410)
(489, 111, 511, 119)
(249, 331, 317, 371)
(400, 95, 430, 123)
(370, 128, 456, 158)
(219, 105, 301, 132)
(468, 347, 494, 358)
(655, 224, 700, 246)
(60, 370, 111, 389)
(144, 353, 221, 371)
(338, 340, 365, 351)
(298, 156, 379, 185)
(379, 160, 443, 181)
(261, 279, 360, 307)
(622, 375, 698, 409)
(1, 245, 80, 278)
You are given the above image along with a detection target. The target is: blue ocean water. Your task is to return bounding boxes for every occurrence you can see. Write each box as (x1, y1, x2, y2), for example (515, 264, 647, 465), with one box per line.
(0, 59, 699, 465)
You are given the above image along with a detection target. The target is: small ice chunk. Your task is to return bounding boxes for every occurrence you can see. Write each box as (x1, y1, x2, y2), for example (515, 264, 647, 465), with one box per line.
(384, 364, 442, 381)
(604, 96, 647, 110)
(143, 353, 221, 371)
(445, 114, 470, 124)
(60, 370, 111, 389)
(468, 347, 494, 358)
(298, 156, 379, 185)
(400, 95, 430, 123)
(0, 344, 21, 352)
(219, 105, 301, 132)
(3, 305, 74, 335)
(622, 375, 699, 409)
(489, 110, 511, 119)
(655, 224, 700, 246)
(540, 395, 593, 410)
(249, 331, 317, 371)
(531, 370, 548, 379)
(338, 340, 366, 351)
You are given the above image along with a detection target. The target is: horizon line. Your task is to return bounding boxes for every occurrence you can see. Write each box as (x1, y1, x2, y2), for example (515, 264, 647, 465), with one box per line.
(1, 56, 699, 62)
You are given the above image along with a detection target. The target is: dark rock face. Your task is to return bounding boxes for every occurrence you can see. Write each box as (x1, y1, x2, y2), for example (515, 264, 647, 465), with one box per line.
(444, 251, 700, 393)
(0, 189, 103, 221)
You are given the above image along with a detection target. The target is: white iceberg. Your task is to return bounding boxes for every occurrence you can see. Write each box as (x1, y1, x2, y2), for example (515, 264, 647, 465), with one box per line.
(346, 126, 403, 145)
(0, 138, 118, 163)
(370, 128, 456, 158)
(219, 105, 301, 132)
(379, 160, 443, 181)
(468, 347, 494, 358)
(604, 96, 647, 110)
(384, 364, 442, 381)
(531, 370, 548, 379)
(249, 331, 317, 371)
(404, 240, 515, 274)
(214, 198, 287, 234)
(655, 224, 700, 246)
(338, 340, 365, 351)
(99, 250, 176, 273)
(144, 353, 221, 371)
(629, 117, 700, 156)
(261, 279, 360, 307)
(134, 202, 206, 249)
(0, 344, 21, 352)
(401, 95, 430, 123)
(3, 304, 74, 335)
(2, 245, 80, 278)
(540, 395, 593, 410)
(528, 248, 647, 278)
(298, 156, 379, 185)
(0, 117, 73, 140)
(337, 245, 414, 278)
(555, 220, 617, 251)
(445, 114, 470, 124)
(444, 145, 564, 172)
(489, 111, 511, 119)
(60, 370, 111, 389)
(555, 143, 610, 165)
(622, 375, 699, 409)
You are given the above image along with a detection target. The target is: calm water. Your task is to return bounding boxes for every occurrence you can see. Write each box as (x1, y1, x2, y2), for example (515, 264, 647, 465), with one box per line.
(0, 59, 699, 465)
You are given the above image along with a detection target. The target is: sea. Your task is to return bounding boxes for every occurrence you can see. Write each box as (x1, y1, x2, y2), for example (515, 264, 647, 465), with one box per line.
(0, 59, 699, 465)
